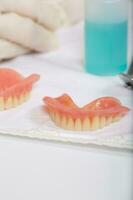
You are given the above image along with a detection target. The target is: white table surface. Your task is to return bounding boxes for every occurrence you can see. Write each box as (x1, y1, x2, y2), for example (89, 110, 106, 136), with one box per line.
(0, 135, 133, 200)
(0, 5, 133, 199)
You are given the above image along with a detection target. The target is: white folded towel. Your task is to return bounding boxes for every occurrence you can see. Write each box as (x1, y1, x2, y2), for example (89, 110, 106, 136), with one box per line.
(0, 0, 83, 61)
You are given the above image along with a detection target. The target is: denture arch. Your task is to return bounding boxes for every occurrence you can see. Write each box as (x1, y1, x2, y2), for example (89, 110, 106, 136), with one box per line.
(0, 68, 40, 110)
(43, 94, 129, 131)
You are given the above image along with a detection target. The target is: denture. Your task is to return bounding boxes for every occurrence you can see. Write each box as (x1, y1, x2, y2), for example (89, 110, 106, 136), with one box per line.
(43, 94, 129, 131)
(0, 68, 40, 110)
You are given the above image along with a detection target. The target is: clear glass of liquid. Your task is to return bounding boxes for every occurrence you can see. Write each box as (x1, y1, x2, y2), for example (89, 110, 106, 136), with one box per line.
(85, 0, 129, 76)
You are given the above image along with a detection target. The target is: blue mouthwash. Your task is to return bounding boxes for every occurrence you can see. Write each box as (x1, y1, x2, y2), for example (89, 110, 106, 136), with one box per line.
(85, 0, 129, 76)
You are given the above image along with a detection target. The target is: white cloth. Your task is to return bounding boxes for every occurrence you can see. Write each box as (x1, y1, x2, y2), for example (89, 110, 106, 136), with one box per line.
(0, 0, 67, 61)
(0, 39, 30, 61)
(0, 0, 68, 31)
(0, 24, 132, 150)
(0, 13, 58, 51)
(0, 0, 83, 61)
(58, 0, 84, 23)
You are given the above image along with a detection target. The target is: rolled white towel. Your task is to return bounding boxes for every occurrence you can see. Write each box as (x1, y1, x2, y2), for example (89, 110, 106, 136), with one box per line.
(0, 0, 84, 61)
(0, 0, 68, 30)
(57, 0, 84, 23)
(0, 39, 30, 61)
(0, 13, 58, 52)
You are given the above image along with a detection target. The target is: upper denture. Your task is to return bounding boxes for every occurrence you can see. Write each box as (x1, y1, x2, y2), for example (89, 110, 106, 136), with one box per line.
(44, 94, 129, 119)
(0, 68, 40, 110)
(43, 94, 130, 131)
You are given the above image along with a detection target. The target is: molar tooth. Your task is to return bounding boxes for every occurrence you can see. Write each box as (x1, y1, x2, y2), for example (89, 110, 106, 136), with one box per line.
(67, 117, 74, 130)
(113, 114, 121, 122)
(24, 92, 30, 101)
(91, 116, 100, 130)
(0, 97, 4, 111)
(55, 112, 61, 125)
(82, 118, 91, 131)
(75, 118, 82, 131)
(61, 115, 67, 129)
(5, 97, 13, 109)
(106, 116, 113, 125)
(23, 93, 27, 101)
(100, 117, 106, 129)
(50, 112, 55, 121)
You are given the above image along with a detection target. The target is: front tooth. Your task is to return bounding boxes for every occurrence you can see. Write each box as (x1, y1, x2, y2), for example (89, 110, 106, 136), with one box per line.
(50, 112, 55, 121)
(13, 96, 18, 107)
(106, 116, 113, 125)
(91, 116, 100, 130)
(5, 97, 13, 109)
(0, 97, 4, 111)
(75, 118, 82, 131)
(82, 118, 91, 131)
(19, 94, 24, 104)
(61, 115, 67, 129)
(55, 112, 61, 125)
(67, 117, 74, 130)
(100, 117, 106, 129)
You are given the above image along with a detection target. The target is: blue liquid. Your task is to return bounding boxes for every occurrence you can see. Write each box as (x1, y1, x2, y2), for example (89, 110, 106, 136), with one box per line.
(85, 21, 128, 76)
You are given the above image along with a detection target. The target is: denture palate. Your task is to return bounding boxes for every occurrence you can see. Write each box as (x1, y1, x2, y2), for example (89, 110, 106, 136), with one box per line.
(0, 68, 40, 110)
(43, 94, 129, 131)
